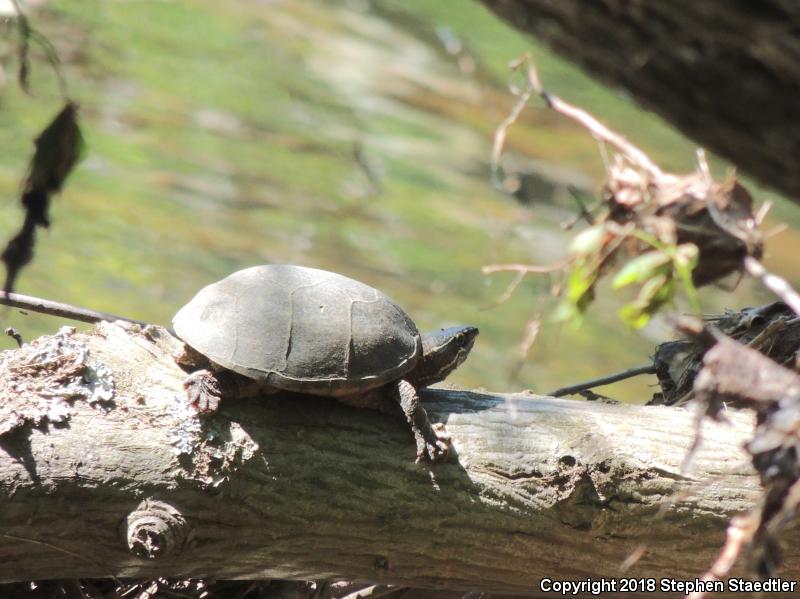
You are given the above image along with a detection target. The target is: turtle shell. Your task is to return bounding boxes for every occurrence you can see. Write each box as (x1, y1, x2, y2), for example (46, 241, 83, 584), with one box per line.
(172, 265, 422, 396)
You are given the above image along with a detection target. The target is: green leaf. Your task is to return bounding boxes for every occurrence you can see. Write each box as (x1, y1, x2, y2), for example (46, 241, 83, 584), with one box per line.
(569, 225, 605, 255)
(565, 261, 597, 306)
(619, 304, 651, 329)
(673, 243, 699, 270)
(672, 243, 700, 313)
(553, 300, 584, 327)
(618, 275, 675, 328)
(555, 258, 600, 327)
(640, 274, 673, 304)
(611, 251, 671, 289)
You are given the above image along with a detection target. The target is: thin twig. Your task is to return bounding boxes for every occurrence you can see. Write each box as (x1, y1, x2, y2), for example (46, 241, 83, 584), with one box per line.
(548, 364, 656, 397)
(517, 59, 674, 185)
(481, 262, 566, 275)
(0, 291, 149, 326)
(517, 311, 542, 360)
(764, 222, 788, 240)
(755, 200, 773, 226)
(490, 61, 535, 189)
(766, 477, 800, 540)
(562, 186, 596, 228)
(539, 96, 672, 185)
(9, 0, 30, 93)
(747, 317, 787, 351)
(352, 142, 382, 196)
(9, 0, 70, 99)
(481, 269, 526, 310)
(686, 514, 756, 599)
(619, 543, 648, 573)
(679, 401, 706, 477)
(744, 257, 800, 316)
(28, 28, 70, 99)
(509, 311, 544, 384)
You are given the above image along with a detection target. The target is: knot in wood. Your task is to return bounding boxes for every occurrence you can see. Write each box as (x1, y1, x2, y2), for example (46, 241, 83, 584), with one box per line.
(124, 499, 189, 560)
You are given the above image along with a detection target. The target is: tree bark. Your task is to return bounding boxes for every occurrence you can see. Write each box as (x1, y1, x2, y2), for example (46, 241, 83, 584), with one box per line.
(0, 323, 788, 596)
(480, 0, 800, 201)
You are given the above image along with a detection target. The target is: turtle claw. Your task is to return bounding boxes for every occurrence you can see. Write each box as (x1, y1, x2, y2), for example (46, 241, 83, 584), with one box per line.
(183, 369, 222, 413)
(416, 422, 451, 464)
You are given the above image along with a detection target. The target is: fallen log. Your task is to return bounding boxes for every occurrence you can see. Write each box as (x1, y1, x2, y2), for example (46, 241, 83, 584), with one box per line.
(0, 322, 784, 595)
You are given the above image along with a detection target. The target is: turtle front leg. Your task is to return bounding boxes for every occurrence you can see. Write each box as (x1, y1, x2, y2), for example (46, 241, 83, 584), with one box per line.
(183, 369, 267, 413)
(394, 379, 451, 463)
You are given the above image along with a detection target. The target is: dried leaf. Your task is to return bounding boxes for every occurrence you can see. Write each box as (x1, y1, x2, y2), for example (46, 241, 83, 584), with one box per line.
(1, 102, 84, 292)
(28, 102, 84, 194)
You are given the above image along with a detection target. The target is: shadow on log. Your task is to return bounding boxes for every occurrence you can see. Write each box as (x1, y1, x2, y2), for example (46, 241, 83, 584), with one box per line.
(0, 322, 787, 595)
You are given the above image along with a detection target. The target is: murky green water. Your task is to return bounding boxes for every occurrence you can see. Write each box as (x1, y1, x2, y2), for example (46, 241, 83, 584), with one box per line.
(0, 0, 795, 402)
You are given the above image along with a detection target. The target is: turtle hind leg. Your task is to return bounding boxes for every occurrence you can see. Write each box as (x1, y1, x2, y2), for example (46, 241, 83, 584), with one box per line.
(394, 379, 451, 463)
(183, 369, 268, 413)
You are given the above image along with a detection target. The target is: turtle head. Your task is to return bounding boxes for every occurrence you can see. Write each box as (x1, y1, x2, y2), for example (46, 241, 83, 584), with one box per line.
(410, 325, 479, 388)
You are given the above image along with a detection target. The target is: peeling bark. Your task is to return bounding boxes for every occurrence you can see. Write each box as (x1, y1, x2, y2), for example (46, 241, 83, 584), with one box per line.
(0, 323, 787, 595)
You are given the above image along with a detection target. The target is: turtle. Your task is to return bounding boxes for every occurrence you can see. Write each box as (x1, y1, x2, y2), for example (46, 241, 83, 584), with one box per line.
(172, 264, 478, 462)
